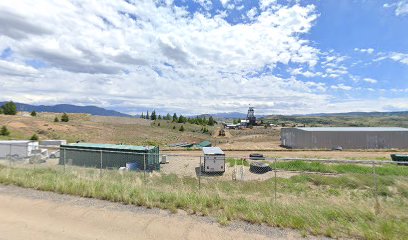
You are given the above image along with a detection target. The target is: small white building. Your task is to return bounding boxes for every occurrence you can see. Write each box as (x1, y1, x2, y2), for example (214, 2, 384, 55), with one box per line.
(0, 140, 39, 158)
(202, 147, 225, 173)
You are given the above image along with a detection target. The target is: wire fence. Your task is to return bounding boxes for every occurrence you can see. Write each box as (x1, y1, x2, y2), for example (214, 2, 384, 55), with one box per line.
(1, 143, 407, 215)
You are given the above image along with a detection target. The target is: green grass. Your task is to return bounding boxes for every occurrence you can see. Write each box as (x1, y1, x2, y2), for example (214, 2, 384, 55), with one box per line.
(0, 164, 407, 239)
(226, 158, 249, 167)
(272, 160, 408, 176)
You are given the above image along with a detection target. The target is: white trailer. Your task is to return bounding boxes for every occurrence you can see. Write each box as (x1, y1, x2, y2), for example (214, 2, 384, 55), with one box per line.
(202, 147, 225, 173)
(0, 140, 39, 158)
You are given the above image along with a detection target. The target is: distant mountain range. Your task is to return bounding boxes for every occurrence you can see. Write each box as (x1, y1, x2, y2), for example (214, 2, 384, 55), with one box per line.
(1, 101, 407, 118)
(0, 102, 131, 117)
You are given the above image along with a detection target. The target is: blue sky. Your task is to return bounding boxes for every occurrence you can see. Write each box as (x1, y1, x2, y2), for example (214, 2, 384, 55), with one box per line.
(0, 0, 407, 115)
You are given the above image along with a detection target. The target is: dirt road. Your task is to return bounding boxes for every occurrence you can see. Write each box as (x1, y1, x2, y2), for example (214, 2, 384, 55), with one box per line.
(0, 185, 317, 240)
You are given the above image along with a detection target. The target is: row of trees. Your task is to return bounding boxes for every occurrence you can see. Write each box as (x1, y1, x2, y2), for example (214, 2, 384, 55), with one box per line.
(140, 110, 216, 126)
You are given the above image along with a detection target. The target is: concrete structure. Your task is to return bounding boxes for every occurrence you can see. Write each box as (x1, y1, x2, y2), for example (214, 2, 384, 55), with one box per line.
(0, 140, 39, 158)
(281, 127, 408, 149)
(202, 147, 225, 173)
(59, 143, 160, 170)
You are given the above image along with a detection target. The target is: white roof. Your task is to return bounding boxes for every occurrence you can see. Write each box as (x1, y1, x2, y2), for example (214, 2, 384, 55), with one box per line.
(297, 127, 408, 132)
(0, 140, 33, 143)
(203, 147, 224, 155)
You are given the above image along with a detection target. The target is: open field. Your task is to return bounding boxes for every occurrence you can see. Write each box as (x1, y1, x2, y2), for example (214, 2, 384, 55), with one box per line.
(1, 160, 407, 239)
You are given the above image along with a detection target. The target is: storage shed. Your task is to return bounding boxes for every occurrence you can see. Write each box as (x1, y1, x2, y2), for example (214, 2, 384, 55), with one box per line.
(59, 143, 160, 170)
(281, 127, 408, 149)
(202, 147, 225, 173)
(0, 140, 39, 158)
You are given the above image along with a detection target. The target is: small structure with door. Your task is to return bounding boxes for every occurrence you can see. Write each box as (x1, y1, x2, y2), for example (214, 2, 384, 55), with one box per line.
(202, 147, 225, 173)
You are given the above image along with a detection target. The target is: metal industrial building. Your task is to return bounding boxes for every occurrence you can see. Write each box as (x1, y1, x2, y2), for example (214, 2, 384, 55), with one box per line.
(0, 140, 39, 158)
(281, 127, 408, 149)
(59, 143, 160, 170)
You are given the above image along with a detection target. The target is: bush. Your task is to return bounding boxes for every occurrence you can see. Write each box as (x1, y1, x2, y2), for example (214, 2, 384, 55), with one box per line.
(1, 101, 17, 115)
(179, 125, 185, 131)
(54, 116, 59, 122)
(61, 113, 69, 122)
(30, 111, 37, 117)
(30, 134, 39, 141)
(172, 125, 176, 130)
(0, 126, 10, 136)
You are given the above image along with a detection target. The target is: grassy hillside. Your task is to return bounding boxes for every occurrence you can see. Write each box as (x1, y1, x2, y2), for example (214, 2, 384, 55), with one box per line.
(0, 112, 213, 145)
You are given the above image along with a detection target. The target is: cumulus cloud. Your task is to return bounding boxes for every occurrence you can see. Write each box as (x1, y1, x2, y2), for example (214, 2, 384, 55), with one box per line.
(363, 78, 378, 84)
(384, 0, 408, 16)
(354, 48, 374, 54)
(0, 0, 399, 114)
(331, 84, 352, 91)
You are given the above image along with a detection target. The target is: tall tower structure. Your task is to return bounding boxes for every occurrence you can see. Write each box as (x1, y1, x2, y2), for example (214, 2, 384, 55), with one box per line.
(247, 107, 256, 126)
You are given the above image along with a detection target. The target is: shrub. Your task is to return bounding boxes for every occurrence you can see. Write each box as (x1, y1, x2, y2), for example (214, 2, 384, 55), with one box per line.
(30, 134, 39, 141)
(61, 113, 69, 122)
(30, 111, 37, 117)
(0, 126, 10, 136)
(54, 116, 59, 122)
(179, 125, 185, 132)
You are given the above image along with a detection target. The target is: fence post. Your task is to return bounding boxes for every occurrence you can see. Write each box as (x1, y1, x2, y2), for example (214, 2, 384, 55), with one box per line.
(63, 148, 66, 172)
(8, 144, 12, 168)
(199, 156, 201, 190)
(274, 157, 277, 204)
(373, 161, 380, 214)
(240, 158, 244, 181)
(143, 153, 146, 183)
(99, 150, 103, 178)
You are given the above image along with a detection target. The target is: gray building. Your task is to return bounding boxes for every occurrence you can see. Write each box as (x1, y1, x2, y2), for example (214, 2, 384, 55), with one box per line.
(59, 143, 160, 170)
(281, 127, 408, 149)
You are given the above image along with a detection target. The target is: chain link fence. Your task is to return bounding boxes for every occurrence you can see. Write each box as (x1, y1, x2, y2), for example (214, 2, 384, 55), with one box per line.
(1, 143, 407, 218)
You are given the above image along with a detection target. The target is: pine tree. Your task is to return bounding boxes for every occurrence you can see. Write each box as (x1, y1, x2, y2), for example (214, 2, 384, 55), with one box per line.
(208, 116, 215, 126)
(1, 101, 17, 115)
(172, 113, 178, 122)
(146, 110, 150, 120)
(158, 115, 162, 120)
(166, 113, 171, 120)
(151, 110, 156, 120)
(140, 112, 145, 119)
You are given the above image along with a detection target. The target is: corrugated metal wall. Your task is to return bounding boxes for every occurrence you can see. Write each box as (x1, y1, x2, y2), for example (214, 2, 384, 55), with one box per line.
(59, 146, 160, 170)
(281, 128, 408, 149)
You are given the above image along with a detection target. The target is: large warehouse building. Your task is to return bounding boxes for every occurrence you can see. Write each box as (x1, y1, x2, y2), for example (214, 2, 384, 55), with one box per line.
(281, 127, 408, 149)
(59, 143, 160, 170)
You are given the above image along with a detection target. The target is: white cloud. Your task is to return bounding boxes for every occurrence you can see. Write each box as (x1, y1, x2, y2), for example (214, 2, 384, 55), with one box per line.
(354, 48, 374, 54)
(375, 52, 408, 65)
(0, 0, 328, 114)
(384, 0, 408, 16)
(363, 78, 378, 84)
(246, 7, 258, 20)
(331, 84, 352, 91)
(260, 0, 277, 10)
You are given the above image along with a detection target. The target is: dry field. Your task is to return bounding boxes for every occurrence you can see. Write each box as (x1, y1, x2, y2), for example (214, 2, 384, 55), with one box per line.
(0, 112, 210, 145)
